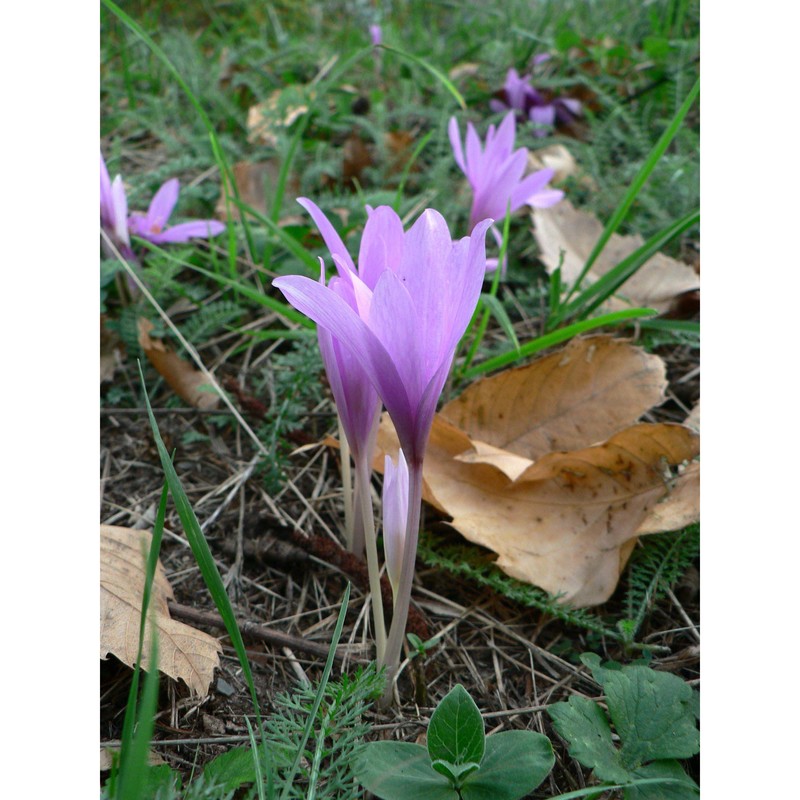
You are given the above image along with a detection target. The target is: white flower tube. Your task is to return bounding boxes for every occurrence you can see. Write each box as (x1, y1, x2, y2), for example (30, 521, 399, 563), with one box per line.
(382, 450, 409, 607)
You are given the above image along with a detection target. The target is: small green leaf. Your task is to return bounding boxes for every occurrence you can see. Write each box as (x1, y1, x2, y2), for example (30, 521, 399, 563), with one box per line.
(431, 759, 481, 786)
(427, 684, 485, 767)
(354, 742, 458, 800)
(548, 696, 630, 784)
(460, 731, 555, 800)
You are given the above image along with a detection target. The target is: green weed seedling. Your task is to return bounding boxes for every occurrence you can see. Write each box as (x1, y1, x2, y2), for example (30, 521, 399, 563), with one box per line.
(355, 684, 554, 800)
(548, 653, 699, 799)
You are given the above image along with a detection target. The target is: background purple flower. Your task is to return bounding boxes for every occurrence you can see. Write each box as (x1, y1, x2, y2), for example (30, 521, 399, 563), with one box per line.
(490, 65, 582, 137)
(128, 178, 225, 244)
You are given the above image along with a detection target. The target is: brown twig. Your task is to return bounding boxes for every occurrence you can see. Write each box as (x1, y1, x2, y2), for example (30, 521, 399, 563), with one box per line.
(167, 600, 367, 663)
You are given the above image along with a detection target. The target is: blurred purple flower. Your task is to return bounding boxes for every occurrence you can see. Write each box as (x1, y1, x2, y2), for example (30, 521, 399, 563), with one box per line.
(128, 178, 225, 245)
(369, 24, 382, 47)
(449, 112, 563, 233)
(100, 152, 133, 258)
(100, 152, 225, 257)
(490, 64, 582, 137)
(382, 449, 409, 604)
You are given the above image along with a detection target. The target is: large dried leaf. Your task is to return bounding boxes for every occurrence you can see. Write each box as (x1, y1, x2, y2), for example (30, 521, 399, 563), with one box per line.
(138, 318, 220, 410)
(532, 200, 699, 313)
(440, 336, 666, 461)
(100, 525, 222, 696)
(378, 417, 698, 606)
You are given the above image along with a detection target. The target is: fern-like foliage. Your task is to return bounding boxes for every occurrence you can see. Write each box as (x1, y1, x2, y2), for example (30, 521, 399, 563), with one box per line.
(417, 532, 619, 639)
(263, 663, 384, 799)
(621, 523, 700, 644)
(178, 300, 245, 343)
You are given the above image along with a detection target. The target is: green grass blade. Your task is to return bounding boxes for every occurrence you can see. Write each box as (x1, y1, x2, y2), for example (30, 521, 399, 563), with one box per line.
(119, 632, 160, 800)
(478, 292, 521, 352)
(558, 208, 699, 323)
(115, 480, 169, 795)
(460, 308, 657, 380)
(137, 362, 263, 729)
(393, 129, 435, 210)
(279, 583, 351, 800)
(560, 76, 700, 310)
(381, 44, 466, 109)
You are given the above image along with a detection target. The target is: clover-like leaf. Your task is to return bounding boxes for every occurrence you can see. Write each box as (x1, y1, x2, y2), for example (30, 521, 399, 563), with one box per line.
(427, 684, 485, 768)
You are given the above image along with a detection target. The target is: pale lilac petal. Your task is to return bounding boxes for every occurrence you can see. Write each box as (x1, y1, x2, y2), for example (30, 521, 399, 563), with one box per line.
(493, 112, 517, 160)
(526, 188, 564, 208)
(358, 205, 405, 289)
(110, 176, 130, 247)
(369, 24, 382, 46)
(448, 117, 467, 175)
(489, 98, 509, 114)
(143, 220, 225, 243)
(464, 123, 483, 186)
(509, 167, 556, 210)
(146, 178, 180, 230)
(558, 98, 582, 117)
(382, 450, 409, 597)
(533, 53, 551, 66)
(274, 275, 416, 453)
(446, 219, 492, 345)
(100, 153, 113, 227)
(297, 197, 356, 276)
(318, 317, 380, 461)
(471, 147, 528, 222)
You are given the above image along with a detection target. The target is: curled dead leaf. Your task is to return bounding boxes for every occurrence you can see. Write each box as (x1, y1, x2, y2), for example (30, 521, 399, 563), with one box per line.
(138, 318, 220, 410)
(440, 336, 667, 460)
(100, 525, 222, 696)
(532, 199, 700, 313)
(371, 336, 699, 606)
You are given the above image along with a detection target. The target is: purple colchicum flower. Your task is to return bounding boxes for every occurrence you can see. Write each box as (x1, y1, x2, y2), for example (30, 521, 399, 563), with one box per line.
(382, 449, 409, 606)
(490, 66, 582, 137)
(276, 207, 491, 467)
(100, 153, 133, 259)
(449, 112, 564, 232)
(275, 207, 491, 680)
(369, 24, 382, 47)
(128, 178, 225, 245)
(100, 152, 225, 257)
(449, 111, 563, 273)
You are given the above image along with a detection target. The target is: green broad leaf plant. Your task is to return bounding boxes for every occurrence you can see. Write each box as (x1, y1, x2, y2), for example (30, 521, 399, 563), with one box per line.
(354, 684, 554, 800)
(548, 654, 699, 800)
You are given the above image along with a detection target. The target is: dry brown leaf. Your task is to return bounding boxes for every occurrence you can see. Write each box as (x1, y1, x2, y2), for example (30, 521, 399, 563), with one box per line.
(527, 145, 581, 186)
(246, 86, 311, 147)
(215, 160, 300, 222)
(138, 318, 220, 410)
(377, 415, 698, 606)
(532, 199, 700, 313)
(440, 336, 667, 460)
(100, 525, 221, 696)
